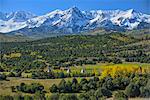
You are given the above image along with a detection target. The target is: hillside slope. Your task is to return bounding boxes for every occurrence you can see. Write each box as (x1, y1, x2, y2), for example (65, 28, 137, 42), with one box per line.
(0, 33, 31, 42)
(0, 33, 149, 72)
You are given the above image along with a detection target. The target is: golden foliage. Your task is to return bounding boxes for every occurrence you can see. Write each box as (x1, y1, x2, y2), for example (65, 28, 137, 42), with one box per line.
(3, 53, 21, 58)
(100, 66, 149, 79)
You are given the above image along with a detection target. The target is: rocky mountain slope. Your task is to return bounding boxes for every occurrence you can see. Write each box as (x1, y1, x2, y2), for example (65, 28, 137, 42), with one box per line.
(0, 7, 150, 37)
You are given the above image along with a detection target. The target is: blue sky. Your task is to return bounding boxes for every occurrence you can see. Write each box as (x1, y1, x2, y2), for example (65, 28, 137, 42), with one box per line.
(0, 0, 149, 15)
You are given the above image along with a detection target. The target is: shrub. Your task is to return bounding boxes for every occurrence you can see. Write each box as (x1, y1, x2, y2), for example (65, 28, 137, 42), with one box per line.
(59, 72, 65, 78)
(50, 84, 58, 93)
(60, 94, 78, 100)
(125, 83, 140, 97)
(0, 74, 7, 80)
(95, 87, 112, 98)
(34, 91, 45, 100)
(82, 83, 89, 92)
(0, 66, 4, 72)
(78, 93, 89, 100)
(102, 77, 114, 90)
(112, 77, 130, 90)
(72, 78, 78, 84)
(112, 58, 122, 64)
(8, 72, 15, 77)
(58, 79, 66, 93)
(11, 86, 15, 92)
(49, 93, 59, 100)
(24, 95, 33, 100)
(0, 95, 13, 100)
(16, 83, 44, 93)
(140, 87, 150, 98)
(13, 94, 23, 100)
(71, 83, 80, 93)
(134, 77, 148, 87)
(80, 78, 88, 86)
(114, 91, 128, 100)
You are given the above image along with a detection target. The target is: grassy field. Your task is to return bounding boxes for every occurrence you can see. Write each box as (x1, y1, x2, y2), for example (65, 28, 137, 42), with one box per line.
(0, 77, 91, 96)
(0, 77, 57, 96)
(53, 62, 150, 74)
(2, 62, 150, 78)
(0, 62, 150, 97)
(0, 77, 149, 100)
(20, 62, 150, 78)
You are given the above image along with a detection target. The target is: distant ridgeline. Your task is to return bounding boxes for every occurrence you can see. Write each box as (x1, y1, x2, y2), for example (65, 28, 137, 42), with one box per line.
(0, 7, 150, 38)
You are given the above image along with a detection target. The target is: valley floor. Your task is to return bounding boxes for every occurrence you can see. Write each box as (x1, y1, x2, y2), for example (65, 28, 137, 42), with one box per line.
(0, 77, 149, 100)
(0, 77, 90, 96)
(0, 62, 150, 96)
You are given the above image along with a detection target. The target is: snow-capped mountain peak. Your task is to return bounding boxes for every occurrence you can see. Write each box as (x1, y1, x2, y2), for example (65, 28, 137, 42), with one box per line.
(0, 11, 36, 33)
(0, 11, 36, 22)
(0, 7, 150, 36)
(65, 7, 82, 15)
(9, 11, 36, 22)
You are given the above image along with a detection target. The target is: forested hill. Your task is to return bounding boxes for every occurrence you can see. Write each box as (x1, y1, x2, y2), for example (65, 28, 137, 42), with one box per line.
(0, 33, 150, 72)
(0, 33, 32, 42)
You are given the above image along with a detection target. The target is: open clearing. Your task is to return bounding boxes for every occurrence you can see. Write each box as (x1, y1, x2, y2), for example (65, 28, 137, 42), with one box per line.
(0, 77, 90, 96)
(0, 62, 150, 97)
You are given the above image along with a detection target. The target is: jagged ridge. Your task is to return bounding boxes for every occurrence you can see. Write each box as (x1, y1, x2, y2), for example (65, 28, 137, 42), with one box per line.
(0, 7, 150, 37)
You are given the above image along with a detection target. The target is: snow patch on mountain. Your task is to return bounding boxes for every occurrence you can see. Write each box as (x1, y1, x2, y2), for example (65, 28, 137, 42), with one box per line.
(0, 7, 150, 34)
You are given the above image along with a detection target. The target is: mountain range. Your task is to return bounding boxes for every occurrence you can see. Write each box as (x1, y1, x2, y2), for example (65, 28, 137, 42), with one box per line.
(0, 7, 150, 37)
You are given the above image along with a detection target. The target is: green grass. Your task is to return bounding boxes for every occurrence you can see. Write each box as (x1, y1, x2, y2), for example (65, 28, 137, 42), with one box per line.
(0, 77, 92, 96)
(0, 62, 150, 96)
(52, 62, 150, 74)
(0, 77, 68, 96)
(0, 72, 11, 75)
(1, 62, 150, 77)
